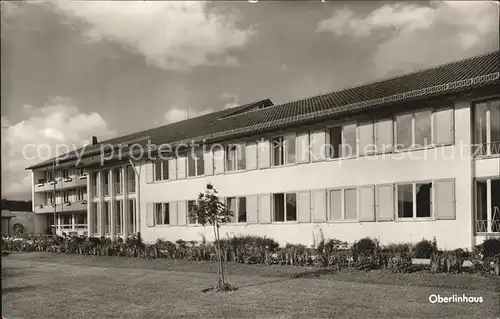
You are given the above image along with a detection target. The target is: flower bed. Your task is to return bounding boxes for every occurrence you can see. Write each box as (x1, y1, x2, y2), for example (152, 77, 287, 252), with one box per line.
(2, 235, 499, 276)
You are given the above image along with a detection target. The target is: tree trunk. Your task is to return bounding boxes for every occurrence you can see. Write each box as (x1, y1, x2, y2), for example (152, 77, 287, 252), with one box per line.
(213, 223, 221, 289)
(215, 223, 225, 287)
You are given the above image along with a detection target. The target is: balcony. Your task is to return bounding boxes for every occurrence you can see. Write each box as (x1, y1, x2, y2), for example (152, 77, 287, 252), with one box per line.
(474, 141, 500, 157)
(34, 176, 87, 193)
(34, 200, 88, 214)
(475, 220, 500, 234)
(54, 224, 88, 237)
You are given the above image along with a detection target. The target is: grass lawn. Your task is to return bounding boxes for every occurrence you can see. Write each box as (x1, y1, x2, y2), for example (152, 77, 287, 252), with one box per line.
(2, 252, 499, 319)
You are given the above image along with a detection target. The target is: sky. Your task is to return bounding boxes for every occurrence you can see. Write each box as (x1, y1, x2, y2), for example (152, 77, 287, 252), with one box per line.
(1, 0, 499, 200)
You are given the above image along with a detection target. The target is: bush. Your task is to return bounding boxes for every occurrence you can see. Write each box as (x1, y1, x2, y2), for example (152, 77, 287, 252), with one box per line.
(414, 238, 436, 258)
(352, 238, 379, 271)
(477, 237, 500, 258)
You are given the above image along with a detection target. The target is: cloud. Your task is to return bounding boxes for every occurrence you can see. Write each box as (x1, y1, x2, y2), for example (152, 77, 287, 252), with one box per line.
(1, 97, 116, 199)
(219, 93, 239, 109)
(51, 2, 256, 71)
(317, 1, 499, 76)
(163, 107, 214, 124)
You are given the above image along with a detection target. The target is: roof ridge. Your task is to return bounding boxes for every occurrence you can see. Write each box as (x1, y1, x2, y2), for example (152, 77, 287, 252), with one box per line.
(270, 50, 499, 107)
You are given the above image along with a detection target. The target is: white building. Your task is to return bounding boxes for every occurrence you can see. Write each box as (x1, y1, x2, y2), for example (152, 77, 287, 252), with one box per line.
(28, 51, 500, 249)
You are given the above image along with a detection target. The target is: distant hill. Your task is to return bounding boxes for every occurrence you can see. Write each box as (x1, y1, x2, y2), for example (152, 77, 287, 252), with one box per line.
(1, 199, 32, 212)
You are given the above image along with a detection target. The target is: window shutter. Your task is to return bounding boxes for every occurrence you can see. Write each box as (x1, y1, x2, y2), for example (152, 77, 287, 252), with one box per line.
(204, 150, 213, 176)
(145, 161, 154, 184)
(177, 156, 187, 179)
(170, 201, 178, 226)
(435, 179, 455, 220)
(258, 194, 271, 224)
(375, 119, 393, 153)
(177, 201, 187, 226)
(246, 195, 258, 224)
(213, 148, 224, 174)
(297, 191, 311, 223)
(296, 132, 310, 163)
(312, 189, 327, 222)
(246, 143, 258, 170)
(258, 139, 270, 168)
(358, 186, 375, 222)
(433, 108, 454, 145)
(358, 123, 375, 156)
(376, 184, 394, 221)
(146, 203, 154, 227)
(310, 130, 326, 162)
(329, 189, 342, 221)
(168, 158, 177, 180)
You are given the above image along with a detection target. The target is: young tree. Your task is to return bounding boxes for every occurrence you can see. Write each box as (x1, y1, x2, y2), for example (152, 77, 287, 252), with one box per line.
(189, 183, 237, 291)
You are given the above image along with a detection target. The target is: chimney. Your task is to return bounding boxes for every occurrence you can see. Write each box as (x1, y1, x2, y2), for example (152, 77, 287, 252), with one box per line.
(91, 136, 98, 145)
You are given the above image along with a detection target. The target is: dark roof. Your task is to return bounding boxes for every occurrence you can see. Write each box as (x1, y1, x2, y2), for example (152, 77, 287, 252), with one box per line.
(27, 50, 500, 170)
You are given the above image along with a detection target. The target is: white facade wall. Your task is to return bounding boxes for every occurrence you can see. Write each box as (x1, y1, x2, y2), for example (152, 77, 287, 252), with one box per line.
(132, 98, 498, 250)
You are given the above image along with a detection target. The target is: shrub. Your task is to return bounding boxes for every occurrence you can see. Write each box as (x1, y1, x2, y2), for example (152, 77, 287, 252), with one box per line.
(414, 238, 436, 258)
(477, 237, 500, 258)
(352, 238, 379, 271)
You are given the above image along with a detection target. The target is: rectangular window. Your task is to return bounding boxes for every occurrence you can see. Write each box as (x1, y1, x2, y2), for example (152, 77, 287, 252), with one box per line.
(47, 171, 54, 181)
(104, 202, 111, 234)
(474, 99, 500, 156)
(397, 183, 432, 218)
(272, 135, 296, 166)
(154, 159, 169, 181)
(358, 122, 374, 156)
(414, 110, 432, 147)
(91, 202, 98, 234)
(188, 147, 204, 177)
(344, 188, 357, 220)
(187, 200, 198, 224)
(475, 178, 500, 233)
(395, 113, 413, 149)
(128, 199, 136, 234)
(114, 168, 122, 195)
(63, 191, 69, 203)
(433, 108, 454, 145)
(91, 173, 98, 198)
(342, 124, 357, 157)
(76, 188, 84, 201)
(273, 193, 296, 222)
(62, 214, 71, 226)
(226, 196, 247, 223)
(127, 166, 136, 193)
(375, 119, 393, 153)
(103, 170, 110, 196)
(328, 127, 342, 159)
(62, 169, 69, 179)
(47, 214, 55, 227)
(116, 200, 123, 234)
(226, 145, 238, 172)
(154, 203, 170, 225)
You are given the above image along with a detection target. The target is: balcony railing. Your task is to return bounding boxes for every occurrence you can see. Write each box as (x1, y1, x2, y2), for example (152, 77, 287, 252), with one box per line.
(34, 176, 87, 193)
(475, 220, 500, 233)
(474, 141, 500, 157)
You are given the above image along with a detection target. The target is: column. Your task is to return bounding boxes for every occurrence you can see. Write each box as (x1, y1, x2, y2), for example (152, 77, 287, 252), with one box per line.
(86, 170, 92, 237)
(134, 163, 140, 235)
(122, 166, 129, 238)
(97, 171, 104, 236)
(71, 213, 75, 231)
(110, 169, 116, 240)
(487, 179, 492, 233)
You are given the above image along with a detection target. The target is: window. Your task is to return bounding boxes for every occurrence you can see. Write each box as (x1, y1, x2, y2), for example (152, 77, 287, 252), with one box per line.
(154, 159, 169, 181)
(327, 127, 342, 159)
(395, 113, 412, 149)
(62, 214, 71, 226)
(75, 214, 86, 228)
(474, 99, 500, 156)
(114, 168, 122, 195)
(91, 203, 98, 234)
(62, 169, 69, 179)
(342, 124, 357, 157)
(187, 200, 198, 224)
(433, 108, 454, 145)
(128, 199, 136, 234)
(104, 202, 111, 234)
(272, 135, 296, 166)
(47, 192, 54, 205)
(127, 166, 136, 193)
(47, 171, 54, 181)
(91, 173, 98, 197)
(344, 189, 358, 220)
(273, 193, 297, 222)
(154, 203, 170, 225)
(226, 197, 247, 223)
(475, 178, 500, 233)
(414, 110, 432, 147)
(375, 119, 393, 153)
(47, 214, 55, 227)
(226, 144, 246, 172)
(63, 191, 69, 203)
(188, 147, 204, 177)
(116, 200, 123, 234)
(397, 183, 432, 218)
(358, 122, 374, 156)
(76, 188, 85, 201)
(103, 170, 110, 196)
